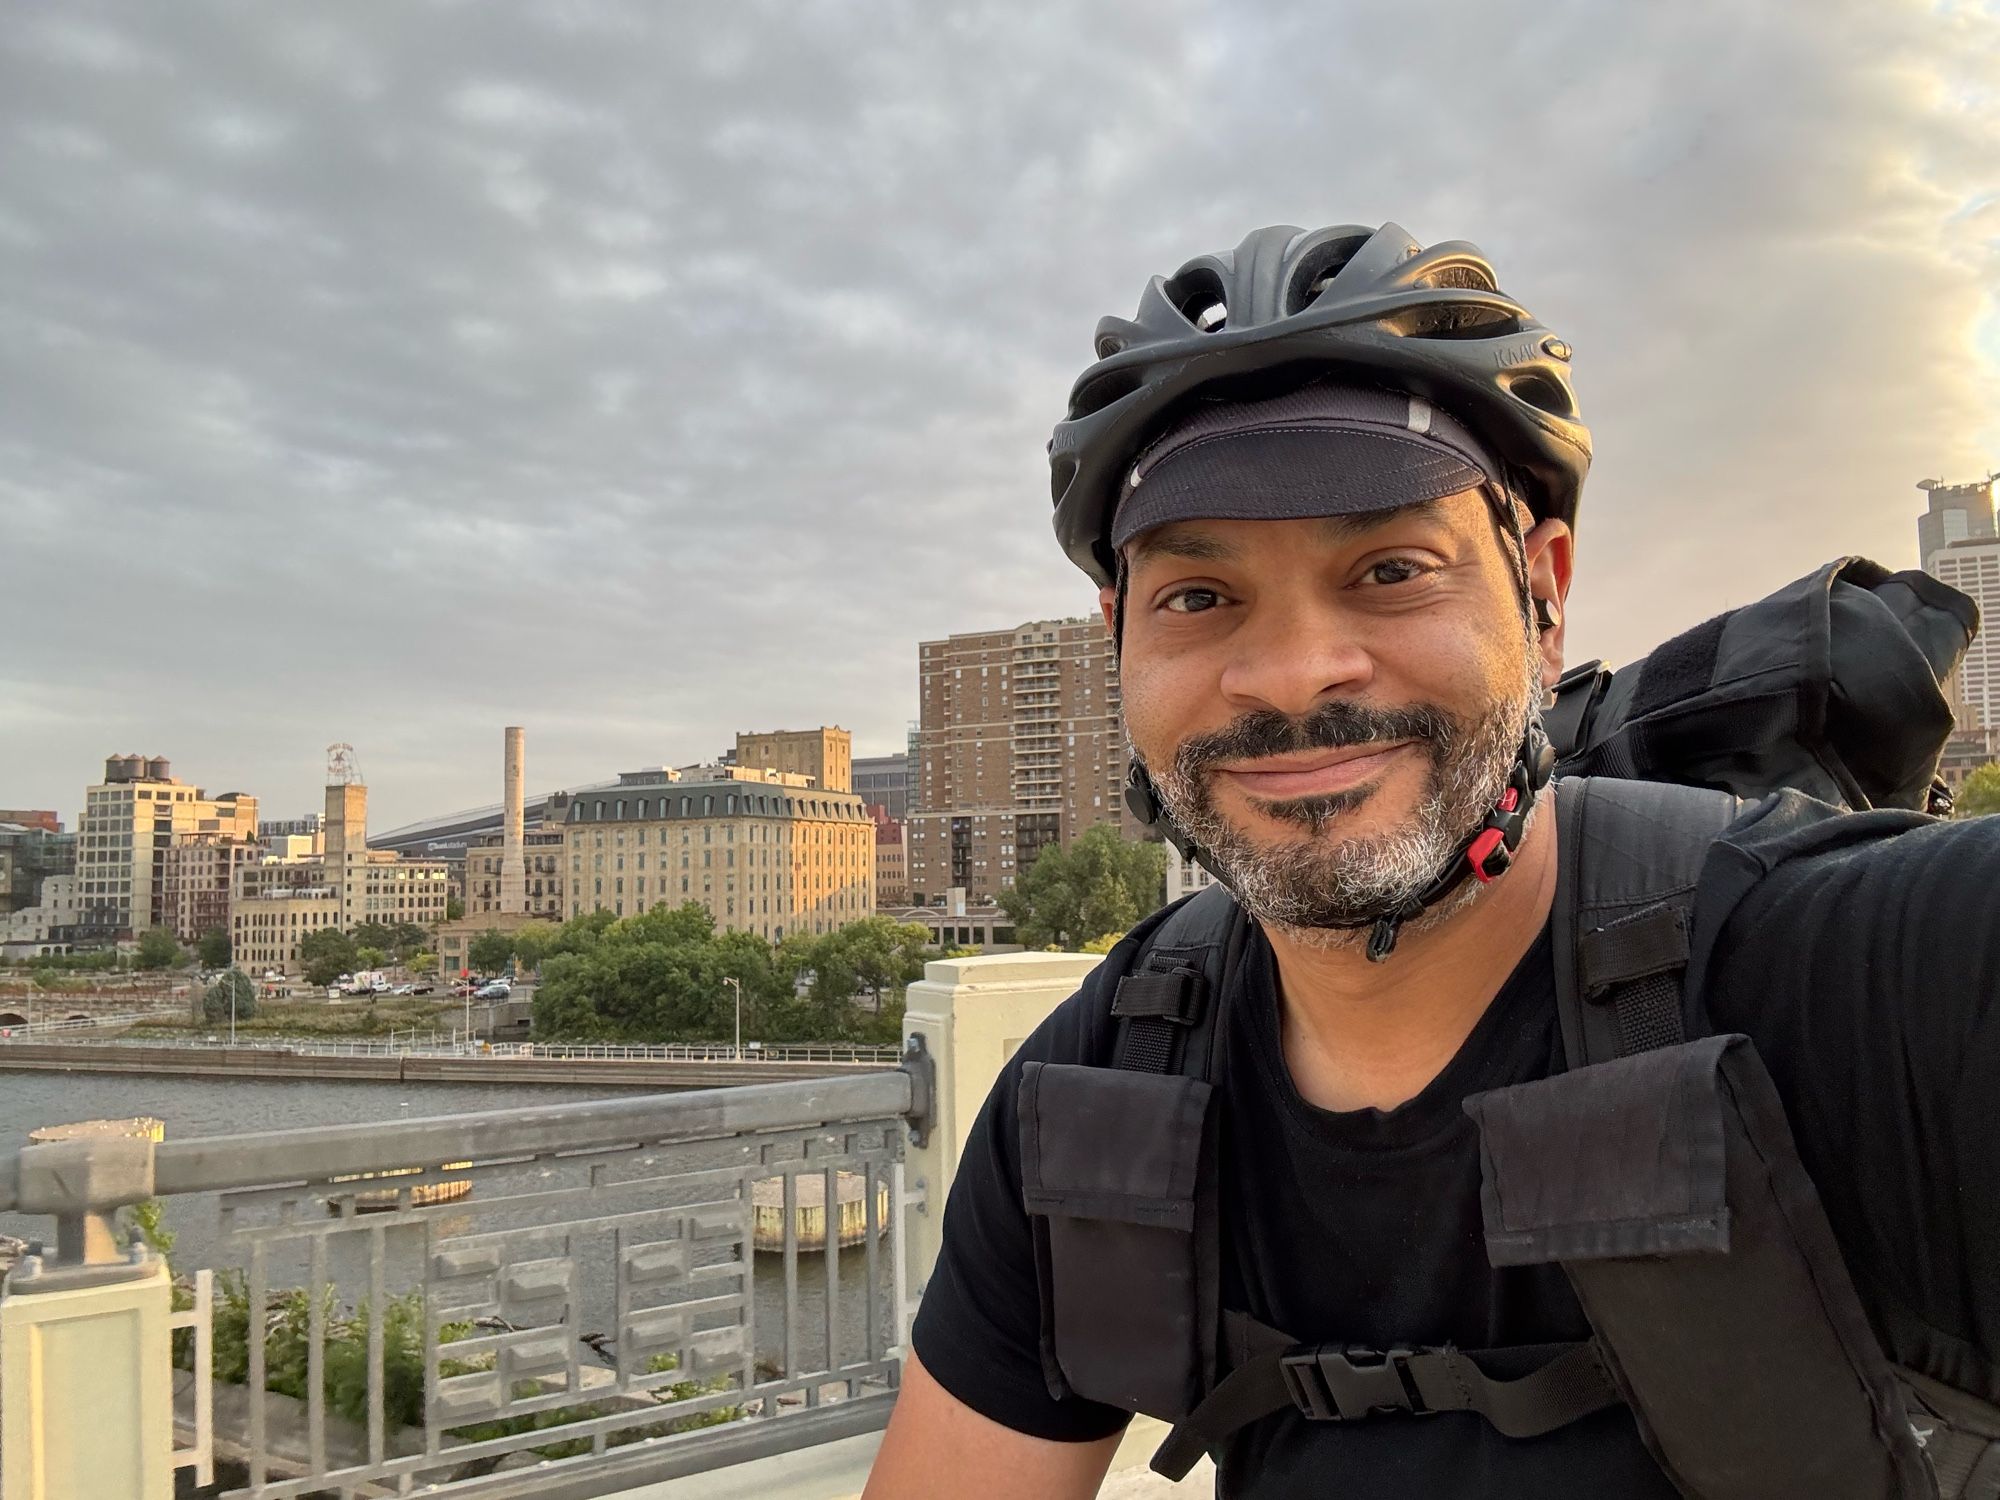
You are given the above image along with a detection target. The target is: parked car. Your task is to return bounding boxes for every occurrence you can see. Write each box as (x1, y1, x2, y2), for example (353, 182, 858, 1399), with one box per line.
(390, 983, 414, 996)
(474, 981, 512, 1000)
(410, 983, 435, 996)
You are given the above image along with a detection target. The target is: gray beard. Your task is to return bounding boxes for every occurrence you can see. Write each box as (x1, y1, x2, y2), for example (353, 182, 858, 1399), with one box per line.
(1145, 633, 1544, 949)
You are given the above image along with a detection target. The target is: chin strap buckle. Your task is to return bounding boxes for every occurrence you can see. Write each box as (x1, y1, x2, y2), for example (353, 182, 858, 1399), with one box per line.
(1467, 781, 1525, 883)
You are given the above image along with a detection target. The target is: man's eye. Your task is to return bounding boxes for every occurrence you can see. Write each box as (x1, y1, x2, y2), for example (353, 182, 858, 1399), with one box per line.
(1162, 588, 1222, 614)
(1364, 558, 1434, 586)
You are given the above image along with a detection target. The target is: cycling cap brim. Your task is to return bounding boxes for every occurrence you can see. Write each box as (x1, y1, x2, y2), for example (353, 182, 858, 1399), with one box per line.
(1109, 381, 1506, 554)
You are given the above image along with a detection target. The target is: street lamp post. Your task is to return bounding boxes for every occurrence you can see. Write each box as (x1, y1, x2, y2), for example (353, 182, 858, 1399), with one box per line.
(724, 976, 742, 1061)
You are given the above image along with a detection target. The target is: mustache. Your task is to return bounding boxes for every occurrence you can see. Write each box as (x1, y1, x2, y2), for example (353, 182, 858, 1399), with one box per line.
(1168, 700, 1459, 782)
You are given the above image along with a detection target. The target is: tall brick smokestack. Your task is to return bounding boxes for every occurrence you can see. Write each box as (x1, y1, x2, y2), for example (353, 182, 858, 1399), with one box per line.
(500, 726, 527, 914)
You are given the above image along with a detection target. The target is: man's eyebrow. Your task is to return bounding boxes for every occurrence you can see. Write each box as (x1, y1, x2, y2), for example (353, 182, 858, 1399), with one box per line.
(1125, 529, 1239, 565)
(1126, 497, 1456, 566)
(1314, 497, 1449, 542)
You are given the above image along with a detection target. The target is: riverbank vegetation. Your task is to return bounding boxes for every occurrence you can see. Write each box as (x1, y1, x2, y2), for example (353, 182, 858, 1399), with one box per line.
(129, 995, 454, 1039)
(524, 905, 930, 1045)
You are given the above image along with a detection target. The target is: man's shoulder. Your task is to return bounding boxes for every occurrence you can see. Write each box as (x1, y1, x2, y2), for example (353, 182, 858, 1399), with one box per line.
(1700, 798, 2000, 1033)
(1008, 891, 1238, 1072)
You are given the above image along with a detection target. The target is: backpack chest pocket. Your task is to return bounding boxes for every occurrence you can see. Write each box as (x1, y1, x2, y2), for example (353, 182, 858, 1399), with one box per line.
(1019, 1059, 1215, 1421)
(1465, 1034, 1935, 1499)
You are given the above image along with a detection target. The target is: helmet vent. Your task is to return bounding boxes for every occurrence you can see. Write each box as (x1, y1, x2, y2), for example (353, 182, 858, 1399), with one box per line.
(1070, 365, 1144, 420)
(1285, 234, 1369, 313)
(1503, 372, 1577, 418)
(1165, 267, 1229, 334)
(1392, 303, 1524, 341)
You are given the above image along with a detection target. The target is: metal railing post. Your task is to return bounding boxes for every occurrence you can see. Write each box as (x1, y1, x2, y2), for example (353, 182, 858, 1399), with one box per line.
(2, 1133, 173, 1500)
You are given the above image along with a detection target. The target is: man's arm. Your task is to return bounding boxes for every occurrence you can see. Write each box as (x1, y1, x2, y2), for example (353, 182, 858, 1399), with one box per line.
(863, 1352, 1121, 1500)
(1708, 810, 2000, 1373)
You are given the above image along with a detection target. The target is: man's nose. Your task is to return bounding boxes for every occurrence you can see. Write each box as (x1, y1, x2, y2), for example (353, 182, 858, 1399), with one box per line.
(1215, 592, 1375, 719)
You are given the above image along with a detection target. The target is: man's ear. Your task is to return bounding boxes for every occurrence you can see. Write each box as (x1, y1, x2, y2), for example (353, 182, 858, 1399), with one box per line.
(1097, 584, 1118, 637)
(1522, 518, 1573, 692)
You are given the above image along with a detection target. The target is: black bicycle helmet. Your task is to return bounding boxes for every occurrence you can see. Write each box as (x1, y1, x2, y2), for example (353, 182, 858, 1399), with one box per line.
(1050, 222, 1591, 585)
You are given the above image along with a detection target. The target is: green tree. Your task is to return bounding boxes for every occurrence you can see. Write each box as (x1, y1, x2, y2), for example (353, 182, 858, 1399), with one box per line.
(532, 904, 788, 1042)
(445, 895, 465, 921)
(409, 951, 438, 976)
(353, 945, 388, 970)
(509, 921, 559, 975)
(1955, 763, 2000, 819)
(999, 825, 1168, 950)
(781, 917, 931, 1019)
(468, 930, 516, 973)
(351, 921, 432, 963)
(203, 969, 257, 1024)
(135, 927, 184, 971)
(299, 928, 359, 988)
(197, 929, 232, 969)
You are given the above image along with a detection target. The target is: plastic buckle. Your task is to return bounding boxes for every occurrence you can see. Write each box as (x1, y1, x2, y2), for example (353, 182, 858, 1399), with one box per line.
(1278, 1346, 1428, 1422)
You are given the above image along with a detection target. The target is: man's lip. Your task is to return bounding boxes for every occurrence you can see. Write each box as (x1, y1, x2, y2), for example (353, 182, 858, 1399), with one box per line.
(1214, 742, 1413, 798)
(1213, 741, 1414, 776)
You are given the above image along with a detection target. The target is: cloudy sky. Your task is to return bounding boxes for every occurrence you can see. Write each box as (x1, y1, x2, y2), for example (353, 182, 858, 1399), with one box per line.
(2, 1, 1995, 833)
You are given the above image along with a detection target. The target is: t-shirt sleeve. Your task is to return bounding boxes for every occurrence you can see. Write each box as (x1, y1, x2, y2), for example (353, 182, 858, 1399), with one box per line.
(910, 986, 1133, 1443)
(1706, 811, 2000, 1385)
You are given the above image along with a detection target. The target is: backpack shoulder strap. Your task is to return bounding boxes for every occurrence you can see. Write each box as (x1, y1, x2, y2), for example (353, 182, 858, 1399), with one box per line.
(1552, 776, 1743, 1068)
(1109, 881, 1244, 1081)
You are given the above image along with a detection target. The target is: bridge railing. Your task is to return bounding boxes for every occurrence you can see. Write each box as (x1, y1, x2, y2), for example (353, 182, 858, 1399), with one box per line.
(2, 1031, 905, 1064)
(0, 1005, 187, 1038)
(0, 1065, 931, 1498)
(0, 952, 1147, 1499)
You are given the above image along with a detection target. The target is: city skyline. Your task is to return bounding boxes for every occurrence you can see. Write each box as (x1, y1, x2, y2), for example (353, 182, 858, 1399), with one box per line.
(3, 4, 1997, 831)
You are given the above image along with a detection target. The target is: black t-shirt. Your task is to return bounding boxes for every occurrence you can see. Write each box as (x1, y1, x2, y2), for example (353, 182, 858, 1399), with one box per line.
(912, 810, 2000, 1497)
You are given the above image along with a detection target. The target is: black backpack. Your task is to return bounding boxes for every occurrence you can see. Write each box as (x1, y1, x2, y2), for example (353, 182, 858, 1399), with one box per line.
(1544, 556, 1977, 814)
(1018, 559, 1995, 1498)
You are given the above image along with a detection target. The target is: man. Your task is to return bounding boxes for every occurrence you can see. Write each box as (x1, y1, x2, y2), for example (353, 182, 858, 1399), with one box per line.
(865, 223, 2000, 1498)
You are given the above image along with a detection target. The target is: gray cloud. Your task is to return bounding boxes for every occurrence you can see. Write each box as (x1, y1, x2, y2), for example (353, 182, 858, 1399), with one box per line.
(1, 0, 1995, 829)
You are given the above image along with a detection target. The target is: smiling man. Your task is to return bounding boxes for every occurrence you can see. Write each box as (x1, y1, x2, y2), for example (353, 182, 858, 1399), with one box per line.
(863, 224, 2000, 1499)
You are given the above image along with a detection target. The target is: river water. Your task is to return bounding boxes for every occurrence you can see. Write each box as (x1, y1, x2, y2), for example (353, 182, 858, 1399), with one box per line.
(0, 1069, 889, 1376)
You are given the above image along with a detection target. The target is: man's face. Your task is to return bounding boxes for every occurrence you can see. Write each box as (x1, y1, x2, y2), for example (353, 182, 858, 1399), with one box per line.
(1106, 489, 1570, 936)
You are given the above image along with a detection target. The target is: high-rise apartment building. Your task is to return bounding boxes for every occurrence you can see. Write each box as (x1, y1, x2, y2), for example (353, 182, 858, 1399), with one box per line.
(160, 835, 258, 943)
(1918, 477, 1998, 569)
(1930, 540, 2000, 732)
(734, 727, 853, 793)
(1919, 476, 2000, 732)
(561, 764, 873, 939)
(74, 757, 258, 939)
(853, 754, 912, 819)
(0, 822, 73, 916)
(907, 616, 1126, 904)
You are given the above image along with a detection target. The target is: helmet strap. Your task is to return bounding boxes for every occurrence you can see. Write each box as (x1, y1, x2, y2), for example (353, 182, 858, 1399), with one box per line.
(1361, 717, 1555, 961)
